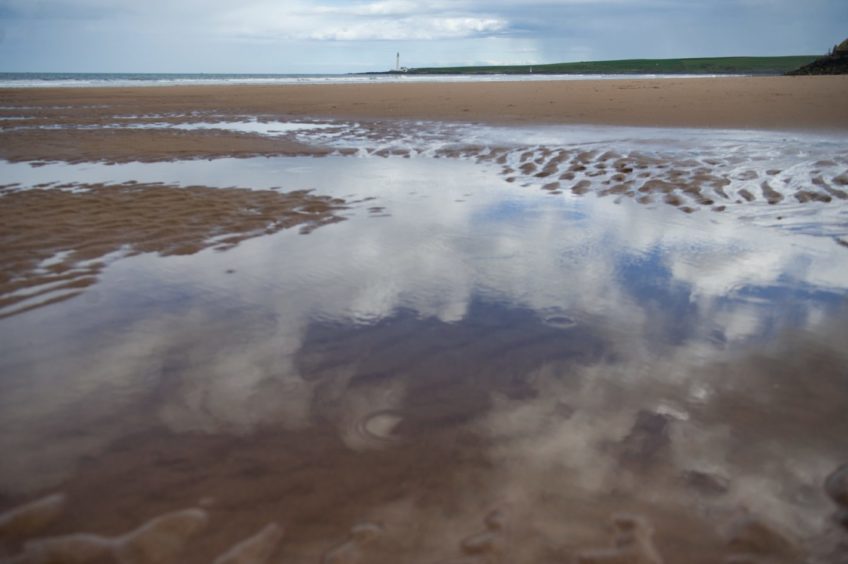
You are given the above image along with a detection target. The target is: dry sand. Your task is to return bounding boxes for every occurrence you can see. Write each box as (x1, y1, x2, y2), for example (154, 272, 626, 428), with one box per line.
(1, 76, 847, 163)
(2, 76, 847, 129)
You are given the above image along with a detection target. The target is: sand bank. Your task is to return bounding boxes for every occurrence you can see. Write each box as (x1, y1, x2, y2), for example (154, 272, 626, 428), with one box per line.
(1, 76, 846, 163)
(0, 128, 329, 164)
(2, 76, 847, 130)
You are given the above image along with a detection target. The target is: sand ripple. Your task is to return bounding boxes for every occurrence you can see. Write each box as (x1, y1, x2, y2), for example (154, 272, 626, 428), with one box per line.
(471, 145, 848, 215)
(0, 183, 347, 319)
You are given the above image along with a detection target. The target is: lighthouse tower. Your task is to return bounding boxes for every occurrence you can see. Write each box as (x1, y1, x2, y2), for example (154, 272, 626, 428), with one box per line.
(396, 52, 400, 71)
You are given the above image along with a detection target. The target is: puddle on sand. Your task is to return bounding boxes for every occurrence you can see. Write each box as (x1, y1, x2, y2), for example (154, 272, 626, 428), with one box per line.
(4, 119, 848, 238)
(1, 132, 848, 563)
(0, 182, 348, 319)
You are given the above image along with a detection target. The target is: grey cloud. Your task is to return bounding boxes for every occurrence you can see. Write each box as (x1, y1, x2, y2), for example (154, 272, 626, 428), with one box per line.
(1, 1, 847, 82)
(0, 0, 131, 19)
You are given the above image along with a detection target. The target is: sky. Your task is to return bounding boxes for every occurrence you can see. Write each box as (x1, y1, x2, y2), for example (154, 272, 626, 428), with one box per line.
(0, 0, 846, 73)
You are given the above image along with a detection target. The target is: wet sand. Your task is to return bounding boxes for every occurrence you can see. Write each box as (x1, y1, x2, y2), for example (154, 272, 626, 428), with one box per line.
(2, 77, 848, 563)
(473, 144, 848, 213)
(0, 128, 330, 164)
(1, 76, 847, 164)
(2, 308, 847, 563)
(0, 183, 346, 318)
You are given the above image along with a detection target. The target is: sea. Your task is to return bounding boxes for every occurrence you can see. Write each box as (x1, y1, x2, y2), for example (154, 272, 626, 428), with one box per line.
(0, 71, 734, 88)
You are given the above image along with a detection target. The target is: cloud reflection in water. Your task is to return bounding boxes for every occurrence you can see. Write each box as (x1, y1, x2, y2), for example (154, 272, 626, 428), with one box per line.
(0, 152, 847, 561)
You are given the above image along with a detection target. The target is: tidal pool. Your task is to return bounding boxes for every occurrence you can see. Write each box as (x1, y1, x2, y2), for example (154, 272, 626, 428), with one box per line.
(1, 125, 847, 563)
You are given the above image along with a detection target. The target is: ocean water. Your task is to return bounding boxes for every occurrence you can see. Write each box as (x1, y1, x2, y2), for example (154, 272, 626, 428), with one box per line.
(0, 71, 733, 88)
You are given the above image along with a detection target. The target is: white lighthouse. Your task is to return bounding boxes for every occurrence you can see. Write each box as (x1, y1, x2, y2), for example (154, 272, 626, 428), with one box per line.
(394, 52, 408, 73)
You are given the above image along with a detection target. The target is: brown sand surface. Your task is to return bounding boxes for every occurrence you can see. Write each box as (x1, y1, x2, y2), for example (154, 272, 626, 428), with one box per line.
(470, 144, 848, 212)
(0, 128, 330, 164)
(2, 76, 847, 129)
(0, 183, 346, 318)
(1, 76, 847, 163)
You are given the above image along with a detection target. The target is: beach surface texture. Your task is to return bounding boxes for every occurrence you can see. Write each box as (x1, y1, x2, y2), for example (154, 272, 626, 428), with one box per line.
(1, 76, 847, 163)
(2, 75, 848, 563)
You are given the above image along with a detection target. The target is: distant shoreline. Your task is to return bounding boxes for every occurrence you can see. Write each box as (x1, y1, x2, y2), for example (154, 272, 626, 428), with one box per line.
(364, 56, 818, 77)
(0, 71, 792, 89)
(0, 56, 821, 88)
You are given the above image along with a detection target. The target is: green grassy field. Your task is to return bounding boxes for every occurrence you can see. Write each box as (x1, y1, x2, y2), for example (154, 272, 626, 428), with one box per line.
(397, 56, 818, 76)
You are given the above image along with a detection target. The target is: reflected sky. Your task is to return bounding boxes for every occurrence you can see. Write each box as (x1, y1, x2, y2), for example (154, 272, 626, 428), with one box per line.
(1, 141, 847, 561)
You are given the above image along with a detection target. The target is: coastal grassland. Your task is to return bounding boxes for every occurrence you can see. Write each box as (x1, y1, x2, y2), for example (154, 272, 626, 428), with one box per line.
(402, 56, 818, 75)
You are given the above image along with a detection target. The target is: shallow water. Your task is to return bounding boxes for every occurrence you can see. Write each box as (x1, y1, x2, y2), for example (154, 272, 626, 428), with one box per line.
(1, 123, 848, 562)
(4, 119, 846, 240)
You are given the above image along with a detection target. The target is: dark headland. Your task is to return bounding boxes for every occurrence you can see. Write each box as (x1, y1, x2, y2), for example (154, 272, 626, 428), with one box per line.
(786, 38, 848, 75)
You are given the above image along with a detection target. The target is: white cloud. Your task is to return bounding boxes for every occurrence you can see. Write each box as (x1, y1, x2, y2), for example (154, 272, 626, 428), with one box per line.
(315, 1, 423, 16)
(210, 0, 508, 41)
(303, 16, 507, 41)
(2, 0, 845, 70)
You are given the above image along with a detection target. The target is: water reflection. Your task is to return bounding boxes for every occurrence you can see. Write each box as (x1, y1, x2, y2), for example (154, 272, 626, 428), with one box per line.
(1, 152, 847, 561)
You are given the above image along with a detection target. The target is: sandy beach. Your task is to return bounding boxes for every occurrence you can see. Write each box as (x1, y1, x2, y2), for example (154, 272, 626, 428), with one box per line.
(1, 75, 847, 316)
(1, 76, 847, 163)
(2, 75, 848, 563)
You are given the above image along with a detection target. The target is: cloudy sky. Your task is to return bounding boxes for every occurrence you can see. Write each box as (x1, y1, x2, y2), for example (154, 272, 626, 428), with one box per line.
(0, 0, 845, 73)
